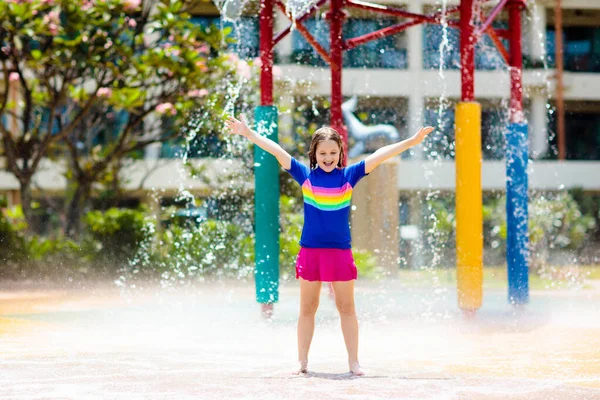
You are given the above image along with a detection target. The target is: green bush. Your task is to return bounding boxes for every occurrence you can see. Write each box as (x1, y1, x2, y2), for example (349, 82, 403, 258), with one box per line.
(279, 195, 303, 278)
(85, 207, 154, 268)
(0, 205, 28, 269)
(144, 219, 254, 282)
(353, 248, 378, 278)
(26, 235, 94, 275)
(485, 192, 596, 269)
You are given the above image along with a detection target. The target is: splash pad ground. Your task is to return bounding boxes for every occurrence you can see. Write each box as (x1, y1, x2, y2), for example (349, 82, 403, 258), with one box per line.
(1, 273, 599, 400)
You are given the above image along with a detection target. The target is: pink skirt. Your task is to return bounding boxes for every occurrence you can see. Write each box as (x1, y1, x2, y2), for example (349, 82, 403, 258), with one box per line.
(295, 247, 358, 282)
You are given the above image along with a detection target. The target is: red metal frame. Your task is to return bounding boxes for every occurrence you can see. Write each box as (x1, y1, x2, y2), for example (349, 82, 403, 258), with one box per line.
(345, 0, 460, 24)
(508, 0, 525, 123)
(259, 0, 274, 105)
(260, 0, 524, 147)
(460, 0, 476, 102)
(327, 0, 348, 164)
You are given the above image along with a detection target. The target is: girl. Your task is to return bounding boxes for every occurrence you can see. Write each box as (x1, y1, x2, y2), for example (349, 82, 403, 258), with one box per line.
(225, 115, 434, 376)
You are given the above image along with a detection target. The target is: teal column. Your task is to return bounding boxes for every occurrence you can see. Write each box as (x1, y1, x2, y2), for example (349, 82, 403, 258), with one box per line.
(254, 106, 279, 304)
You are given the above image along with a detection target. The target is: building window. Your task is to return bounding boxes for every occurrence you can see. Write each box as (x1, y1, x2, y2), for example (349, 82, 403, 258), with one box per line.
(291, 18, 331, 67)
(424, 104, 455, 160)
(423, 24, 507, 70)
(424, 100, 510, 161)
(548, 106, 600, 160)
(344, 18, 408, 69)
(546, 27, 600, 72)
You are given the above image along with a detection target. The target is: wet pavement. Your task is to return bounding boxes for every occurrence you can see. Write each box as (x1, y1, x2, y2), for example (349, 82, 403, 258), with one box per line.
(1, 278, 599, 399)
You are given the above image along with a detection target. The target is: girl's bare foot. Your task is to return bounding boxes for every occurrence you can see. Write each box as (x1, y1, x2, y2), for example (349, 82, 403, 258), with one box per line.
(349, 361, 364, 376)
(293, 361, 308, 375)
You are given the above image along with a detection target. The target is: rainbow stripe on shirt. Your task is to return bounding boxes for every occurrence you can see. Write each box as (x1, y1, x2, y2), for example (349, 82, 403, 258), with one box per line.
(302, 180, 353, 211)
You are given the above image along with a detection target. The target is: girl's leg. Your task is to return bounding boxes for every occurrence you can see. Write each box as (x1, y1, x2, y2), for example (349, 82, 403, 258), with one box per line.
(331, 280, 363, 376)
(296, 278, 322, 374)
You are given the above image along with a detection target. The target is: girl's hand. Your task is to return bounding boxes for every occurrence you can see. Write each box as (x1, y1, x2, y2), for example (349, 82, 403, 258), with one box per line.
(225, 115, 254, 139)
(411, 126, 435, 145)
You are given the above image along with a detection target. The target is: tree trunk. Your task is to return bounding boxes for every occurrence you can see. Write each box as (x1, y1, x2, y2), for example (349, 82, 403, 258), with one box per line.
(65, 182, 92, 239)
(19, 178, 35, 231)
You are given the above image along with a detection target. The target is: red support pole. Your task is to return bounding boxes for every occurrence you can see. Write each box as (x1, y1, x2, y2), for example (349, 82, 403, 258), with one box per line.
(460, 0, 476, 102)
(508, 0, 525, 123)
(260, 0, 274, 105)
(327, 0, 348, 164)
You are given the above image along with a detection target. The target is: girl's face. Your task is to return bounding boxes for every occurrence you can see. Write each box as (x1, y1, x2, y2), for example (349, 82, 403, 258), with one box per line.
(315, 140, 341, 172)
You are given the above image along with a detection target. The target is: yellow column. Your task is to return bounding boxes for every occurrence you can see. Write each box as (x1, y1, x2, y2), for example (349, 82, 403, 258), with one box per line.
(455, 102, 483, 312)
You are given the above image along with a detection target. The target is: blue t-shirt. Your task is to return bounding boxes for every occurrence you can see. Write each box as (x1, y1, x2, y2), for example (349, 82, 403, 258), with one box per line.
(285, 158, 368, 249)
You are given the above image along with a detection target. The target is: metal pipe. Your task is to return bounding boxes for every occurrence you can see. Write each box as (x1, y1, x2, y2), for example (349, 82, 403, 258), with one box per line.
(508, 0, 524, 123)
(555, 0, 566, 160)
(345, 19, 424, 50)
(460, 0, 476, 101)
(327, 0, 348, 163)
(345, 0, 459, 22)
(260, 0, 274, 105)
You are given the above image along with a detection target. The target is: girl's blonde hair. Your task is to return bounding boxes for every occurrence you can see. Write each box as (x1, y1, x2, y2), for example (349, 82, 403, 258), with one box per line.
(308, 126, 345, 169)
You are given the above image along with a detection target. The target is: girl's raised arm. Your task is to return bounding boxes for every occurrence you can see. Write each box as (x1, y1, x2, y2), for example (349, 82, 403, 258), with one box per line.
(225, 115, 292, 170)
(364, 126, 434, 174)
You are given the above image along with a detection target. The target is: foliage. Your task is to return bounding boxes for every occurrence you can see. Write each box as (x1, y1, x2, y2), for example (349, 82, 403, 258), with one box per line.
(141, 219, 254, 282)
(485, 192, 596, 269)
(0, 0, 238, 231)
(85, 207, 154, 267)
(0, 205, 28, 266)
(26, 234, 92, 275)
(352, 248, 378, 278)
(279, 195, 303, 278)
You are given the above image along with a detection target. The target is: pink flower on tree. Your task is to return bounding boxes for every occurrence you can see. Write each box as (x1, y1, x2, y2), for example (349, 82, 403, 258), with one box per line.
(127, 18, 137, 28)
(187, 89, 209, 98)
(97, 87, 112, 97)
(226, 53, 239, 65)
(236, 60, 251, 80)
(195, 61, 208, 72)
(123, 0, 141, 11)
(44, 10, 60, 35)
(9, 72, 19, 82)
(155, 103, 176, 116)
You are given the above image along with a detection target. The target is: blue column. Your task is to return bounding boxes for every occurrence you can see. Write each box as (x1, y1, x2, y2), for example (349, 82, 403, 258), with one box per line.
(506, 122, 529, 305)
(254, 106, 279, 304)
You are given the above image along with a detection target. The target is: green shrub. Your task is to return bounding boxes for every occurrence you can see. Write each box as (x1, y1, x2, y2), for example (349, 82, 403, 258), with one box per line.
(485, 192, 596, 269)
(353, 248, 378, 278)
(144, 219, 254, 282)
(0, 205, 28, 267)
(85, 207, 154, 268)
(279, 195, 302, 278)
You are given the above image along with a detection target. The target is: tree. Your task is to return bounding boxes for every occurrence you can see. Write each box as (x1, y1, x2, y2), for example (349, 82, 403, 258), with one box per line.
(0, 0, 237, 234)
